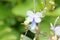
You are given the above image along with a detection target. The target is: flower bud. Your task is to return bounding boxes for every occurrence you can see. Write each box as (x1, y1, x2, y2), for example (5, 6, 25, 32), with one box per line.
(24, 20, 30, 25)
(49, 1, 55, 5)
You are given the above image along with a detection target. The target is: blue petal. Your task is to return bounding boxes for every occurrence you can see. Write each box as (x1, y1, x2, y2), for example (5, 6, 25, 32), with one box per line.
(30, 20, 36, 30)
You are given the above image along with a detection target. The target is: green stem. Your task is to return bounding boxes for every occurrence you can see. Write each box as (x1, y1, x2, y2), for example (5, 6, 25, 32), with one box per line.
(44, 0, 46, 7)
(25, 25, 29, 36)
(35, 23, 40, 40)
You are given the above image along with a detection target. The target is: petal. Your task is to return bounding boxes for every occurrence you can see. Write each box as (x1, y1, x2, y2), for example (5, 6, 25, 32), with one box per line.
(54, 27, 60, 34)
(26, 17, 33, 22)
(27, 10, 34, 17)
(35, 12, 43, 18)
(30, 21, 36, 30)
(34, 17, 41, 23)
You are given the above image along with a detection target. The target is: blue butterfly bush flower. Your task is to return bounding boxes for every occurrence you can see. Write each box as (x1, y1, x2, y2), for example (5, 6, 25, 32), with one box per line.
(26, 10, 43, 30)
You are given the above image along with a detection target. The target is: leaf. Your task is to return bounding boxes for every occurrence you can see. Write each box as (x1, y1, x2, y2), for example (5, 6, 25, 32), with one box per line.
(46, 7, 60, 16)
(0, 26, 19, 40)
(5, 17, 16, 25)
(12, 2, 34, 17)
(19, 25, 26, 33)
(0, 5, 12, 20)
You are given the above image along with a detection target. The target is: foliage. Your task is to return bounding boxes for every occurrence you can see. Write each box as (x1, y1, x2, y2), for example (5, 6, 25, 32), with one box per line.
(0, 0, 60, 40)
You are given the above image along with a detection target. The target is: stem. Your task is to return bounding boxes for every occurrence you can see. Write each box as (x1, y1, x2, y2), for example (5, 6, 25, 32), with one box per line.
(36, 23, 49, 40)
(35, 23, 40, 40)
(37, 23, 40, 34)
(25, 25, 29, 36)
(43, 0, 47, 13)
(25, 29, 29, 36)
(33, 0, 36, 13)
(44, 0, 46, 8)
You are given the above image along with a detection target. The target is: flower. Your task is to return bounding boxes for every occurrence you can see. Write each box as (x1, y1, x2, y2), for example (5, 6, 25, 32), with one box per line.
(50, 16, 60, 40)
(26, 10, 43, 30)
(54, 26, 60, 35)
(50, 16, 60, 35)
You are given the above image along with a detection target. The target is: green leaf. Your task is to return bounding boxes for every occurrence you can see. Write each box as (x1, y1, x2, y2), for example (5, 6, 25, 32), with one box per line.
(12, 2, 34, 17)
(0, 26, 19, 40)
(19, 25, 26, 33)
(46, 7, 60, 16)
(0, 5, 12, 19)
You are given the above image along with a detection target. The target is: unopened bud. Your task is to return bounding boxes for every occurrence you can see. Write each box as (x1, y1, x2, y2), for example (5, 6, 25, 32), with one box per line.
(49, 1, 55, 5)
(20, 34, 24, 40)
(33, 37, 36, 40)
(44, 7, 47, 10)
(36, 27, 39, 30)
(24, 20, 30, 25)
(43, 7, 47, 13)
(52, 36, 54, 40)
(52, 6, 55, 10)
(21, 34, 24, 38)
(41, 2, 44, 4)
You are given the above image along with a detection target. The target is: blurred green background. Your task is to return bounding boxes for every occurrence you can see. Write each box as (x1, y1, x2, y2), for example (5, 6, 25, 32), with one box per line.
(0, 0, 60, 40)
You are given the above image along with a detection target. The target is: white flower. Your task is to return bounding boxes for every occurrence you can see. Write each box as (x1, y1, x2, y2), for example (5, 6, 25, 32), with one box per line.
(26, 10, 43, 30)
(54, 26, 60, 35)
(50, 16, 60, 35)
(50, 16, 60, 40)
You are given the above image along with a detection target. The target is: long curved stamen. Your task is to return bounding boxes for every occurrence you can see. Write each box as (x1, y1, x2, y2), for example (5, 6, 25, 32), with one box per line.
(54, 16, 59, 27)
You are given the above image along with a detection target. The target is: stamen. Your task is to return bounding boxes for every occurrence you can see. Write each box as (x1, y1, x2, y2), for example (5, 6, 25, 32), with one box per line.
(54, 16, 60, 27)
